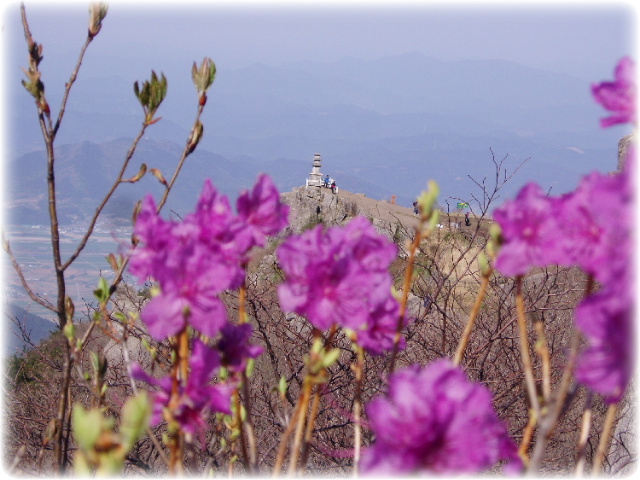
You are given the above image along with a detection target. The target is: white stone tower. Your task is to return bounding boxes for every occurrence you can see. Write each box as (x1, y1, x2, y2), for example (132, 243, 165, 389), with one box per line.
(305, 153, 323, 187)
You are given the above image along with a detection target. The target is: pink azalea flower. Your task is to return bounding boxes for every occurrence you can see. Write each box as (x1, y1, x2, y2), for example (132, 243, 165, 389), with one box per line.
(356, 296, 410, 356)
(218, 323, 263, 372)
(555, 162, 632, 285)
(130, 338, 232, 440)
(276, 216, 396, 331)
(361, 360, 521, 475)
(493, 152, 634, 403)
(592, 56, 636, 128)
(492, 183, 563, 277)
(237, 173, 290, 248)
(129, 175, 289, 341)
(575, 285, 633, 404)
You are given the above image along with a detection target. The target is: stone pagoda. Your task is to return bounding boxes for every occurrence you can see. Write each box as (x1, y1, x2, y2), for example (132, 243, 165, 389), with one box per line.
(305, 153, 323, 187)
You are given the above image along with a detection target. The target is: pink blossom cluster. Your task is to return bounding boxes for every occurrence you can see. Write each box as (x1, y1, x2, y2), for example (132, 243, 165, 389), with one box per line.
(591, 56, 636, 128)
(361, 360, 521, 475)
(129, 174, 286, 435)
(130, 338, 233, 441)
(493, 57, 635, 403)
(129, 174, 289, 341)
(276, 216, 408, 355)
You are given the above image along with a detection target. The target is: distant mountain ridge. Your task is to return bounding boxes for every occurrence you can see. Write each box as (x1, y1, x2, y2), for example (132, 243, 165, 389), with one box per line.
(3, 303, 56, 357)
(5, 53, 626, 225)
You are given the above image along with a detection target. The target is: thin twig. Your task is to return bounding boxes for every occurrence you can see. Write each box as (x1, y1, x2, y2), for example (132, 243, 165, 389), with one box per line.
(518, 409, 537, 466)
(453, 270, 491, 366)
(273, 389, 304, 476)
(352, 345, 364, 477)
(388, 227, 421, 373)
(515, 276, 540, 417)
(61, 125, 147, 271)
(52, 36, 93, 137)
(592, 403, 618, 476)
(527, 276, 593, 474)
(299, 384, 322, 475)
(2, 235, 56, 312)
(288, 378, 312, 476)
(575, 391, 593, 476)
(156, 104, 205, 212)
(534, 317, 551, 404)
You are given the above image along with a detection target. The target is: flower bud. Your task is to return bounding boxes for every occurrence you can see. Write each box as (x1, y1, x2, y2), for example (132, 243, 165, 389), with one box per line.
(65, 295, 75, 322)
(478, 253, 491, 277)
(187, 121, 204, 154)
(88, 3, 108, 38)
(417, 180, 439, 219)
(63, 321, 75, 342)
(489, 223, 502, 246)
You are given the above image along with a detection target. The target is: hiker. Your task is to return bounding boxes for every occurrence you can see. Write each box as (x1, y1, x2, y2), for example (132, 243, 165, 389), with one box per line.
(413, 201, 419, 215)
(465, 212, 470, 226)
(331, 180, 337, 193)
(324, 174, 330, 188)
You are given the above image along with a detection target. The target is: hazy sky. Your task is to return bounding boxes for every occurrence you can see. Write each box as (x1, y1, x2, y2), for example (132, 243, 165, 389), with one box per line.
(1, 0, 636, 83)
(0, 0, 637, 232)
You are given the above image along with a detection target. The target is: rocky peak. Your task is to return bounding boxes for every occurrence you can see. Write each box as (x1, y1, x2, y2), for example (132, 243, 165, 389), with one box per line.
(279, 185, 419, 246)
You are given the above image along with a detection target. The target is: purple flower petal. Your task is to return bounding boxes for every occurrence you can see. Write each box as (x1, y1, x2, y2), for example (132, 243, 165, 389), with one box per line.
(361, 360, 521, 476)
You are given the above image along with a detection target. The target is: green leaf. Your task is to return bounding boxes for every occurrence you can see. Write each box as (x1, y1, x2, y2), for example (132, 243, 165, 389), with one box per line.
(126, 163, 147, 183)
(311, 337, 323, 355)
(245, 358, 255, 378)
(96, 452, 123, 476)
(192, 57, 216, 94)
(427, 209, 440, 231)
(63, 322, 75, 341)
(72, 404, 103, 451)
(90, 351, 100, 374)
(73, 451, 92, 476)
(149, 168, 167, 186)
(120, 392, 150, 450)
(278, 376, 287, 396)
(93, 276, 109, 303)
(417, 180, 439, 218)
(321, 348, 341, 369)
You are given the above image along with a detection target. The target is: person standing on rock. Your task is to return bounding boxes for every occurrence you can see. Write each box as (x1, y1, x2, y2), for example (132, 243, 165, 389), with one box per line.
(324, 174, 330, 188)
(331, 179, 337, 193)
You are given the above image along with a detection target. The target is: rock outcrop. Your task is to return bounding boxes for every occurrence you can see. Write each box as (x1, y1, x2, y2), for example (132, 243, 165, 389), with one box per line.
(617, 133, 635, 171)
(279, 186, 419, 246)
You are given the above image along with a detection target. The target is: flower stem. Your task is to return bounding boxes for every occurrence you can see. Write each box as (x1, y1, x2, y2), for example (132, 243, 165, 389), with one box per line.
(534, 317, 551, 403)
(575, 391, 593, 476)
(232, 390, 251, 474)
(352, 345, 365, 477)
(241, 370, 258, 472)
(389, 228, 422, 373)
(288, 378, 312, 475)
(167, 328, 188, 475)
(235, 276, 258, 472)
(592, 402, 618, 476)
(273, 390, 304, 476)
(299, 384, 322, 474)
(453, 270, 491, 366)
(527, 275, 593, 474)
(515, 276, 540, 417)
(238, 281, 247, 324)
(518, 408, 536, 466)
